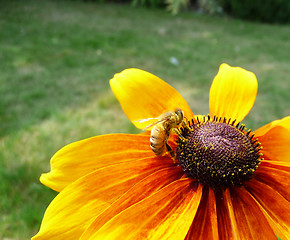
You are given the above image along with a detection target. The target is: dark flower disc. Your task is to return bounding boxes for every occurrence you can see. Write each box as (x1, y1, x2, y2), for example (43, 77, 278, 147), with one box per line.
(176, 117, 263, 189)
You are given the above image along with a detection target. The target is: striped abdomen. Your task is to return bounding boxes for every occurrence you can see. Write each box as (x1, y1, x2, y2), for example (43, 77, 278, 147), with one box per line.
(150, 124, 169, 156)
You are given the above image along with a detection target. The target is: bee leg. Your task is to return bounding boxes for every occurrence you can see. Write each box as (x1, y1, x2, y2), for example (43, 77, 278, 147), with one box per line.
(182, 116, 192, 130)
(165, 142, 176, 163)
(173, 128, 186, 141)
(182, 120, 192, 132)
(164, 134, 176, 162)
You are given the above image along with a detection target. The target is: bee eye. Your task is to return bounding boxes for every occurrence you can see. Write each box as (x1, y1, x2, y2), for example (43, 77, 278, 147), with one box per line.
(178, 110, 183, 119)
(174, 108, 183, 122)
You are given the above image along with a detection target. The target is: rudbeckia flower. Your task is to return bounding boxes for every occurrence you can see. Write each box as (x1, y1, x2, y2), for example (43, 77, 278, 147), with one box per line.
(33, 63, 290, 240)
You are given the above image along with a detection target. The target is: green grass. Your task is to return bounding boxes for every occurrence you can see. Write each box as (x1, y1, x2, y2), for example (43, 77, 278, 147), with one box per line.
(0, 0, 289, 239)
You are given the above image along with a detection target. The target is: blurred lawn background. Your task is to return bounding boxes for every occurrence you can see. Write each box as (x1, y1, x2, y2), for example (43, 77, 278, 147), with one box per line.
(0, 0, 289, 239)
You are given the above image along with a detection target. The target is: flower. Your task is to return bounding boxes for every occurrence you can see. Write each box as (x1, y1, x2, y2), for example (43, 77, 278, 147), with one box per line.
(32, 63, 290, 240)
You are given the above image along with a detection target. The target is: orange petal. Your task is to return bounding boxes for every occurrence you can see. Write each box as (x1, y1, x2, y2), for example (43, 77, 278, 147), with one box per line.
(246, 179, 290, 240)
(209, 63, 257, 123)
(255, 161, 290, 201)
(110, 68, 194, 129)
(224, 187, 276, 240)
(260, 159, 290, 169)
(41, 133, 154, 192)
(254, 116, 290, 136)
(81, 166, 184, 239)
(215, 190, 235, 240)
(185, 187, 219, 240)
(32, 157, 173, 240)
(86, 180, 203, 240)
(254, 116, 290, 163)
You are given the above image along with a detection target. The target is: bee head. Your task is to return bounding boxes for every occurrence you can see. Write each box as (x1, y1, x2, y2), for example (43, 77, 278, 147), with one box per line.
(174, 108, 184, 124)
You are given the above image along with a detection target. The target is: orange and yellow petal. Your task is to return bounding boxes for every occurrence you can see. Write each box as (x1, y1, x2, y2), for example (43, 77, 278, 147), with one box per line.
(185, 187, 218, 240)
(254, 116, 290, 163)
(84, 180, 202, 240)
(224, 187, 277, 240)
(41, 133, 154, 192)
(246, 179, 290, 240)
(215, 190, 235, 239)
(209, 63, 258, 123)
(254, 116, 290, 136)
(32, 156, 173, 240)
(81, 166, 184, 239)
(110, 68, 194, 130)
(255, 161, 290, 201)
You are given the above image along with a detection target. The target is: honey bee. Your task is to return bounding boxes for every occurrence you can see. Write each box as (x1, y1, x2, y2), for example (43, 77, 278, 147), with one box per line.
(142, 108, 184, 158)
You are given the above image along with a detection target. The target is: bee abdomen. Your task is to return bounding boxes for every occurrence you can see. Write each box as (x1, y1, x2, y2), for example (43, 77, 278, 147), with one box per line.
(150, 144, 165, 156)
(150, 128, 166, 156)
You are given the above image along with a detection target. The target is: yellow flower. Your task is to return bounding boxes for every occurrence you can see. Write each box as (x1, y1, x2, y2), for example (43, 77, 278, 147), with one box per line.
(33, 63, 290, 240)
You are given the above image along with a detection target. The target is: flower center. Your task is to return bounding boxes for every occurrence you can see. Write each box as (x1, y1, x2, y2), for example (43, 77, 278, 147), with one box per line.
(176, 116, 263, 189)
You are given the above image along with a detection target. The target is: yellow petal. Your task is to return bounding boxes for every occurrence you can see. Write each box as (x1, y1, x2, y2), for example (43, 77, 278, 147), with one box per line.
(87, 180, 202, 240)
(41, 133, 154, 192)
(254, 116, 290, 163)
(110, 68, 194, 130)
(32, 157, 173, 240)
(209, 63, 257, 123)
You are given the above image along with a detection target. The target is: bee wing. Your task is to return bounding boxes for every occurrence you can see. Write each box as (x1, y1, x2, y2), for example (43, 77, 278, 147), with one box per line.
(133, 117, 164, 131)
(141, 115, 173, 130)
(142, 119, 165, 130)
(134, 117, 158, 124)
(134, 112, 173, 131)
